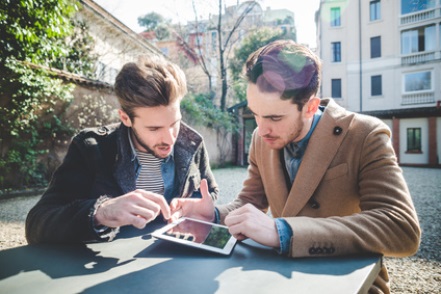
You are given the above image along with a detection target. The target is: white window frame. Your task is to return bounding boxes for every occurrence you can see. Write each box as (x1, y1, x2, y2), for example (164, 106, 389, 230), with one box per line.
(402, 70, 433, 94)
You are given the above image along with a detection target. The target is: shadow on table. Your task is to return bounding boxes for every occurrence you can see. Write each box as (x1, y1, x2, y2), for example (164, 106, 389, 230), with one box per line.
(0, 243, 132, 280)
(0, 221, 162, 281)
(0, 223, 379, 294)
(82, 234, 376, 293)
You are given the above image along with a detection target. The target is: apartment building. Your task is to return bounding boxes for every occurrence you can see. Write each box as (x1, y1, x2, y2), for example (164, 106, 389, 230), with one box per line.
(317, 0, 441, 167)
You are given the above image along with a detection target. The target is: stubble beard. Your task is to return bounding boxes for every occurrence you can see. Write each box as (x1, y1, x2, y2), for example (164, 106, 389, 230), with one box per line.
(130, 128, 171, 159)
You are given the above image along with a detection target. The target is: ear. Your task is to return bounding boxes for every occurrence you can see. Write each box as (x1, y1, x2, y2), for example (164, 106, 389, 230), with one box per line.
(304, 97, 320, 118)
(118, 109, 132, 127)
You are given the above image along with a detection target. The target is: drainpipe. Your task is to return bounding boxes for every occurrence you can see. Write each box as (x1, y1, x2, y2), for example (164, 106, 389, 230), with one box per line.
(359, 0, 363, 112)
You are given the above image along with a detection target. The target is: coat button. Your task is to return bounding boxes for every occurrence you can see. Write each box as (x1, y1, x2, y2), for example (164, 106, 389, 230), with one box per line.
(309, 198, 320, 209)
(333, 126, 342, 135)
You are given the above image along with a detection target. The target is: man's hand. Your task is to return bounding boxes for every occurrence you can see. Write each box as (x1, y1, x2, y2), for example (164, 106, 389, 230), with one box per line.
(94, 190, 171, 229)
(170, 179, 215, 222)
(225, 203, 280, 248)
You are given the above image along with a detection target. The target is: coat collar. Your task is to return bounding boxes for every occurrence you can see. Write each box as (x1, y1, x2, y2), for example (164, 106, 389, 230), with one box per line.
(281, 98, 355, 216)
(113, 122, 203, 194)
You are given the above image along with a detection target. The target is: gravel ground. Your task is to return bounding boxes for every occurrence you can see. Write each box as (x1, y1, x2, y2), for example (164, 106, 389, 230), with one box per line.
(0, 166, 440, 293)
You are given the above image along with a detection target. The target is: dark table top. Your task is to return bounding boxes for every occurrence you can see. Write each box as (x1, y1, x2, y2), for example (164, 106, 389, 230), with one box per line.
(0, 222, 381, 294)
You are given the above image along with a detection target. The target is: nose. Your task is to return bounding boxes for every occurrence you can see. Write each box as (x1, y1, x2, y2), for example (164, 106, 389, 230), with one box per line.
(162, 127, 177, 145)
(256, 118, 270, 137)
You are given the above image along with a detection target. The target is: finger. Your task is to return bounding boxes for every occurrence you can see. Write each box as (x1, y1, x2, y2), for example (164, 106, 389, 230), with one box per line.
(131, 204, 161, 221)
(131, 215, 149, 229)
(137, 190, 171, 220)
(224, 216, 237, 228)
(169, 213, 180, 223)
(170, 208, 183, 222)
(234, 233, 247, 241)
(228, 223, 248, 240)
(169, 198, 182, 213)
(200, 179, 211, 200)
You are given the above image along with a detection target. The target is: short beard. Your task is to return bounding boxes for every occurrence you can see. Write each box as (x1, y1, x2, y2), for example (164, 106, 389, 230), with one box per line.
(130, 128, 170, 159)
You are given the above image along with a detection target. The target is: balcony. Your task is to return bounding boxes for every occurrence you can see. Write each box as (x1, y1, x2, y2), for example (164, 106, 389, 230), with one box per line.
(401, 92, 435, 105)
(400, 6, 439, 25)
(401, 51, 440, 65)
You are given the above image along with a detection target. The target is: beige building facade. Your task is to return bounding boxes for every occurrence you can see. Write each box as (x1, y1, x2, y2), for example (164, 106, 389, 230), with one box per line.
(317, 0, 441, 167)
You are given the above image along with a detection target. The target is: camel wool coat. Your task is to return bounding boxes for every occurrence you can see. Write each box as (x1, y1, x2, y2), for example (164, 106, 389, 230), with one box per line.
(217, 98, 420, 293)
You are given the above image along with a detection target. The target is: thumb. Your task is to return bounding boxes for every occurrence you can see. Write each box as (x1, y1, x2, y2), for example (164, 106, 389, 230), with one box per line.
(200, 179, 211, 201)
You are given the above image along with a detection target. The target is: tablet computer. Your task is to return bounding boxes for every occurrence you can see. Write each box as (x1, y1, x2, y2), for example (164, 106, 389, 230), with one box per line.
(151, 217, 237, 255)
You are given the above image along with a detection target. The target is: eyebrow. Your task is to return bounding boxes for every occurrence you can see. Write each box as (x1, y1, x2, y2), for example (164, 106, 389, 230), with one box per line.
(248, 107, 284, 119)
(145, 118, 181, 129)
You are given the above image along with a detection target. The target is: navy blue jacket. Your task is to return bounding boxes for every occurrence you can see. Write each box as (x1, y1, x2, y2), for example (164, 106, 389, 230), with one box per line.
(26, 122, 219, 244)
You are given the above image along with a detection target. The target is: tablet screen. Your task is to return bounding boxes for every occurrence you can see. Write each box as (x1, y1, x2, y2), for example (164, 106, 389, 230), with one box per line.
(152, 217, 237, 255)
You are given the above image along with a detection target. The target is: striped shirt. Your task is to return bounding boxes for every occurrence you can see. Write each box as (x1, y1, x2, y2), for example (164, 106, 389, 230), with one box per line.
(135, 150, 164, 194)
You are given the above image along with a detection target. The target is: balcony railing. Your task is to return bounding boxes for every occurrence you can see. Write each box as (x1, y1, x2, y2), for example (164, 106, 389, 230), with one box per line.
(401, 92, 435, 105)
(400, 7, 439, 25)
(401, 51, 439, 65)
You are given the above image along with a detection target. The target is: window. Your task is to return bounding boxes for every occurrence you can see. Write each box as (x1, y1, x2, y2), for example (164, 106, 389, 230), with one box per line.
(401, 24, 436, 54)
(371, 75, 382, 96)
(370, 36, 381, 58)
(330, 7, 341, 27)
(160, 47, 169, 56)
(404, 71, 432, 92)
(370, 0, 381, 21)
(406, 128, 421, 153)
(331, 42, 341, 62)
(211, 31, 217, 53)
(401, 0, 435, 15)
(331, 79, 342, 98)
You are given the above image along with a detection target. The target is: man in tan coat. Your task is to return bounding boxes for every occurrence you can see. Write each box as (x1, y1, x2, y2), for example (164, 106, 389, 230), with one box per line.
(171, 40, 420, 293)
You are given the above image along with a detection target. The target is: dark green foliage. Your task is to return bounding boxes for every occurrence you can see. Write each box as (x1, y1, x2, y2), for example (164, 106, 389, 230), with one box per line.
(229, 27, 293, 102)
(138, 12, 170, 40)
(0, 0, 90, 190)
(181, 93, 238, 132)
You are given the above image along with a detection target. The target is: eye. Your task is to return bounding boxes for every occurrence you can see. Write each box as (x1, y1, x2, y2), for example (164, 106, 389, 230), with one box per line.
(270, 117, 282, 122)
(148, 128, 159, 132)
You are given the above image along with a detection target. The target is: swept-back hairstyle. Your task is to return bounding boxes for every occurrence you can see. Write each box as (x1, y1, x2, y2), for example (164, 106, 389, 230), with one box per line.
(114, 54, 187, 119)
(245, 40, 321, 110)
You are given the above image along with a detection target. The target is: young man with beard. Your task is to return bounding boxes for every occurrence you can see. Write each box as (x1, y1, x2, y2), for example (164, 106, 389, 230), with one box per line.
(26, 55, 218, 244)
(170, 40, 420, 293)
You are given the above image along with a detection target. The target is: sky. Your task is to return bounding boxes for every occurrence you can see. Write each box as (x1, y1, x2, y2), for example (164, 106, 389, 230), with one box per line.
(93, 0, 321, 48)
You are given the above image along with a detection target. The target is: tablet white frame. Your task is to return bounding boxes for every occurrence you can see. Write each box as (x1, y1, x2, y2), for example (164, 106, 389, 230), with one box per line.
(152, 217, 237, 255)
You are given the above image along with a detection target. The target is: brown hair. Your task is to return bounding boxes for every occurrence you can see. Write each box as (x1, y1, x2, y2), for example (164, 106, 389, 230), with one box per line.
(245, 40, 321, 110)
(114, 55, 187, 119)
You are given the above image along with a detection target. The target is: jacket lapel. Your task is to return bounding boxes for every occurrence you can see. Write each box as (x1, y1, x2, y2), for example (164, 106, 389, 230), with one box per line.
(281, 99, 353, 216)
(168, 122, 202, 196)
(264, 148, 290, 217)
(114, 124, 137, 194)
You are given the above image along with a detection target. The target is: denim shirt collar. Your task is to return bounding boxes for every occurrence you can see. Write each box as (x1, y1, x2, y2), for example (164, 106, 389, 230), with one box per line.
(284, 109, 322, 162)
(114, 122, 196, 197)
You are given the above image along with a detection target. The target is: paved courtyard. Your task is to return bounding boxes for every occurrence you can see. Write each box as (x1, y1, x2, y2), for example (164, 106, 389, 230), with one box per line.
(0, 166, 440, 293)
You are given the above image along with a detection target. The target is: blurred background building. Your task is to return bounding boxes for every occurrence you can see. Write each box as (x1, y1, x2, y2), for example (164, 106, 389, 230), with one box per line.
(317, 0, 441, 167)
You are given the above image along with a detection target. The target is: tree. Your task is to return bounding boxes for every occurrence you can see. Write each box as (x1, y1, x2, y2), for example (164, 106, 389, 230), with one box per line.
(0, 0, 81, 189)
(229, 27, 290, 102)
(177, 0, 259, 110)
(216, 0, 259, 111)
(138, 12, 166, 31)
(138, 12, 170, 40)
